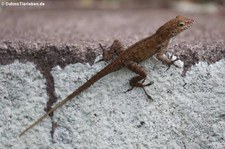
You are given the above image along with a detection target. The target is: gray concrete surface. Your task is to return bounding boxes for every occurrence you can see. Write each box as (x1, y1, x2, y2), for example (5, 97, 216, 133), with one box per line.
(0, 8, 225, 148)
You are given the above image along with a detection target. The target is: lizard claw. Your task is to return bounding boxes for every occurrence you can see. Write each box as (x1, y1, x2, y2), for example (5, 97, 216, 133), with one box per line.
(166, 58, 180, 71)
(142, 87, 153, 102)
(96, 43, 107, 63)
(95, 58, 104, 63)
(143, 81, 154, 87)
(142, 82, 154, 101)
(124, 86, 153, 101)
(99, 43, 105, 51)
(124, 87, 134, 93)
(124, 81, 154, 101)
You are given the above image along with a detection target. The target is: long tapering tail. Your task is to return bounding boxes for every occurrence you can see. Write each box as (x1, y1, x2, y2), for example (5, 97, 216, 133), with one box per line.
(19, 61, 120, 137)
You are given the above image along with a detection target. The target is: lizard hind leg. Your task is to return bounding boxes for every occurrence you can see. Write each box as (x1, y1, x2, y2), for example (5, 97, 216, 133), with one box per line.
(98, 40, 125, 62)
(124, 61, 154, 101)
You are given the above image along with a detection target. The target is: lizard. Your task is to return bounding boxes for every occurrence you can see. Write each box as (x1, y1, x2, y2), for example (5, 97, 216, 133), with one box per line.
(19, 15, 194, 137)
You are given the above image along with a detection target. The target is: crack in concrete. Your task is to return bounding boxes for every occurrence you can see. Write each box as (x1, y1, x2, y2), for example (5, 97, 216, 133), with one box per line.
(1, 40, 225, 140)
(0, 41, 96, 140)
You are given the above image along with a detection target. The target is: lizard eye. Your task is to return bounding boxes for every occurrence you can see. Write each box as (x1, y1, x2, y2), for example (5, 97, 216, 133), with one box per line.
(178, 22, 185, 27)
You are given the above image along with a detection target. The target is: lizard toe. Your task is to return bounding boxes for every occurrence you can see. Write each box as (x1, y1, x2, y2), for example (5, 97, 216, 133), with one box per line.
(166, 58, 180, 71)
(143, 81, 154, 87)
(124, 87, 134, 93)
(142, 87, 153, 102)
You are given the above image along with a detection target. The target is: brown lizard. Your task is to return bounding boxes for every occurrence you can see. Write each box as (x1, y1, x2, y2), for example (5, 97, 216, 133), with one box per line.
(19, 15, 194, 136)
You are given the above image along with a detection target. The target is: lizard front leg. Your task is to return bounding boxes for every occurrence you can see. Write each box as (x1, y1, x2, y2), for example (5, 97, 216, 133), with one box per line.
(98, 40, 125, 62)
(156, 50, 179, 70)
(124, 61, 154, 101)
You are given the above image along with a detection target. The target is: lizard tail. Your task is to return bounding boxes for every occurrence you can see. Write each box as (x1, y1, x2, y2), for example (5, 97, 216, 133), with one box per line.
(19, 62, 119, 137)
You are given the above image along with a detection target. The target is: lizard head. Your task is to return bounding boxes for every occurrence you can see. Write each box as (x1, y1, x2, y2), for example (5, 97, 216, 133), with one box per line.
(156, 15, 194, 38)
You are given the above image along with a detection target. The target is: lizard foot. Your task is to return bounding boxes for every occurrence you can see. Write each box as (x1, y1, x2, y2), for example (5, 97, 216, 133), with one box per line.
(142, 81, 154, 101)
(143, 81, 154, 87)
(124, 81, 154, 92)
(166, 58, 180, 71)
(124, 87, 134, 93)
(96, 58, 105, 63)
(96, 43, 106, 63)
(142, 87, 153, 101)
(97, 41, 124, 63)
(124, 81, 154, 101)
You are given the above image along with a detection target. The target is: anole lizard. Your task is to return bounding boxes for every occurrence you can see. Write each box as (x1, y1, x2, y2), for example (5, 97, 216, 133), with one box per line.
(19, 16, 194, 136)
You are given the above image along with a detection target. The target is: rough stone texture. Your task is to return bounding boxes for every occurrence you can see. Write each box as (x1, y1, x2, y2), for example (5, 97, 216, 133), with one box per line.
(1, 9, 225, 73)
(0, 7, 225, 148)
(1, 59, 225, 148)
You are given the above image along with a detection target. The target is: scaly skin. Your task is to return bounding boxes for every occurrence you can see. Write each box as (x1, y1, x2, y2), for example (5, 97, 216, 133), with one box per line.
(19, 16, 194, 137)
